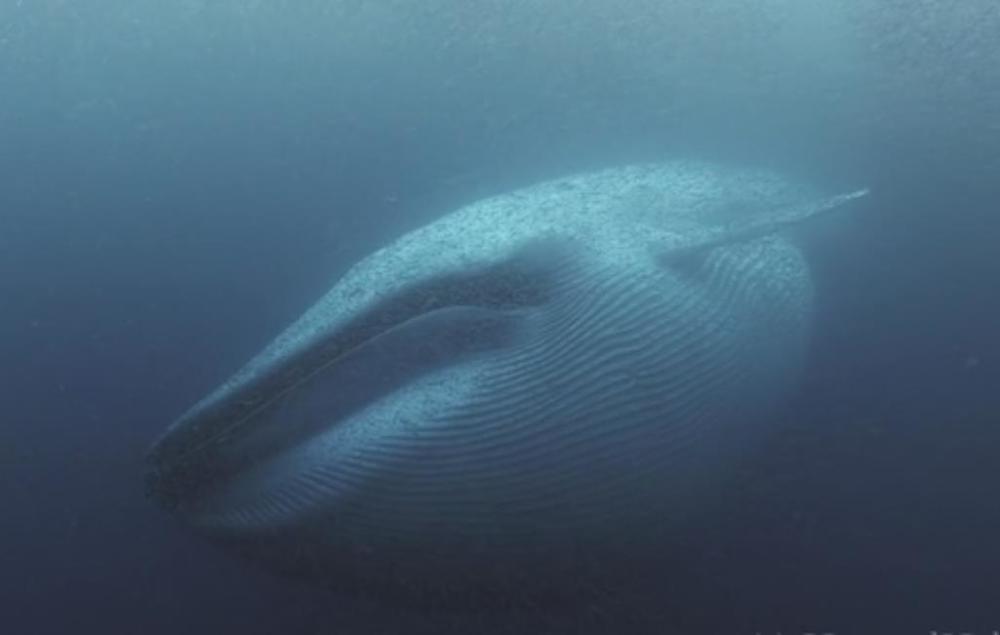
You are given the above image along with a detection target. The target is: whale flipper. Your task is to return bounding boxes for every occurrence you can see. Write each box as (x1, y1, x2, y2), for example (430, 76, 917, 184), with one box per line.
(659, 188, 869, 272)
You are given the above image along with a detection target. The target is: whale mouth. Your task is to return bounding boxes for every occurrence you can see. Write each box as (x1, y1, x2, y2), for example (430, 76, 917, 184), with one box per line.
(146, 242, 565, 512)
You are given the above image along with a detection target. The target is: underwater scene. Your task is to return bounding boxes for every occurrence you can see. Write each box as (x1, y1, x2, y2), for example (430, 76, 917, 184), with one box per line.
(2, 2, 999, 634)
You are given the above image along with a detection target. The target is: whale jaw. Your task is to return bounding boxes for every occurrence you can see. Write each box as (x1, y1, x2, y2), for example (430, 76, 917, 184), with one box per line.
(145, 240, 571, 520)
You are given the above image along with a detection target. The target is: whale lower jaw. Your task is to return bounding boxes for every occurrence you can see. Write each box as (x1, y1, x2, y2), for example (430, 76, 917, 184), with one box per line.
(172, 241, 809, 601)
(145, 240, 569, 515)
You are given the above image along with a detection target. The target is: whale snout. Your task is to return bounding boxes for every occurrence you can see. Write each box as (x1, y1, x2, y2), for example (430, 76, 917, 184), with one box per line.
(146, 239, 570, 519)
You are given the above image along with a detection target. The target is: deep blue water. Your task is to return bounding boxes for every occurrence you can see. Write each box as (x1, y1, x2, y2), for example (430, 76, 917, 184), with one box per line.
(3, 2, 999, 634)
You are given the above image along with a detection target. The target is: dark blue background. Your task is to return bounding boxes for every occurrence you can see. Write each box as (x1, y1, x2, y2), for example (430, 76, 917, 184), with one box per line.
(2, 3, 999, 633)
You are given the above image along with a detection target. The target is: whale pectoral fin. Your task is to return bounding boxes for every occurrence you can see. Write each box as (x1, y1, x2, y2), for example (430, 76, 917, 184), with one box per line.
(656, 188, 870, 274)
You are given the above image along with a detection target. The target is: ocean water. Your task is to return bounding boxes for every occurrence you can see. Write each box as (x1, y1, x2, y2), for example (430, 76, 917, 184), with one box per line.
(2, 2, 999, 634)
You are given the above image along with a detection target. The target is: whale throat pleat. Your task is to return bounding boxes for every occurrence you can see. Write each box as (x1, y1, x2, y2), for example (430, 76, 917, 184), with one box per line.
(201, 240, 805, 545)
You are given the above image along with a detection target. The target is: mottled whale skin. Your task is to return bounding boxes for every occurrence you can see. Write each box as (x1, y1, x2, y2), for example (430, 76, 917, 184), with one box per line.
(147, 162, 862, 604)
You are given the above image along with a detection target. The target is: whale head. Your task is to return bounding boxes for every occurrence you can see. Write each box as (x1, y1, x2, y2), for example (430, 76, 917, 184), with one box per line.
(146, 162, 860, 604)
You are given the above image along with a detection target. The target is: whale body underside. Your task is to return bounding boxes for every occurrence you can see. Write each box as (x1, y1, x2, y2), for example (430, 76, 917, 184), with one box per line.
(146, 162, 865, 605)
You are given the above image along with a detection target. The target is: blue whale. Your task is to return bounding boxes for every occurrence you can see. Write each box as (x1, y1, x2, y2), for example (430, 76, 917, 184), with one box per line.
(146, 162, 865, 604)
